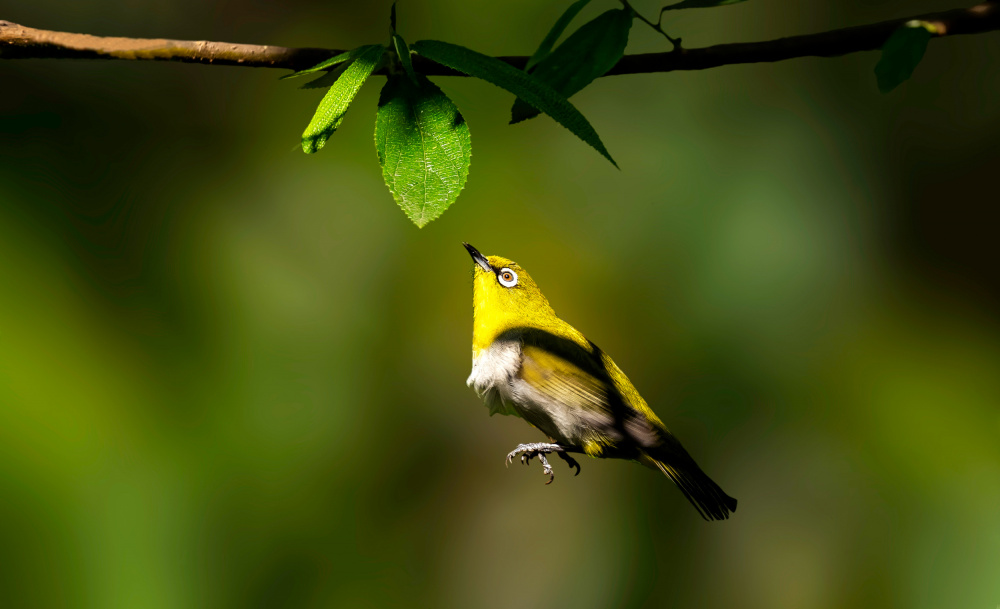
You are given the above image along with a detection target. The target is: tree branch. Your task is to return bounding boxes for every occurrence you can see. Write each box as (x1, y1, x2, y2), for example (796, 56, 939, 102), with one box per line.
(2, 2, 998, 77)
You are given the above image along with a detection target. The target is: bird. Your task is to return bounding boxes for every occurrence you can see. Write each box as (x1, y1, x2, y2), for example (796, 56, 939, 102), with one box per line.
(463, 243, 737, 521)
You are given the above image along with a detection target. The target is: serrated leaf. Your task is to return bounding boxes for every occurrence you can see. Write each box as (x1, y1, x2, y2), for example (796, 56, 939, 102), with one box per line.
(392, 33, 419, 84)
(411, 39, 616, 167)
(875, 21, 934, 93)
(512, 8, 632, 124)
(527, 0, 593, 71)
(661, 0, 747, 9)
(281, 44, 383, 80)
(301, 44, 385, 154)
(375, 75, 472, 227)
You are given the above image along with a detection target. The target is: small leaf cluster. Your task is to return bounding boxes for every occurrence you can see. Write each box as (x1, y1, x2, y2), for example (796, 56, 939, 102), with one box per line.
(283, 0, 745, 227)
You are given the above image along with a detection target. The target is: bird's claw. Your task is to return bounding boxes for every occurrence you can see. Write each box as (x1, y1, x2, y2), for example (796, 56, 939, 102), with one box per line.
(504, 442, 575, 484)
(557, 451, 581, 476)
(540, 455, 554, 484)
(505, 442, 555, 467)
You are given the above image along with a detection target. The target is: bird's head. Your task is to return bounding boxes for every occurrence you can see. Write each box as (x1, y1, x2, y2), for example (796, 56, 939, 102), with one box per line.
(463, 243, 556, 348)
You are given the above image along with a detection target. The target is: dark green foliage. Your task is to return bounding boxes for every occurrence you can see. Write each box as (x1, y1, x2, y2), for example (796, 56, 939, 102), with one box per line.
(511, 8, 633, 124)
(526, 0, 593, 71)
(392, 34, 419, 84)
(875, 21, 935, 93)
(412, 39, 616, 167)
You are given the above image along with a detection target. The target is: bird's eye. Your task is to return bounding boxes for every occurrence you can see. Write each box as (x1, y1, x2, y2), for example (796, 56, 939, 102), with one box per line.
(497, 268, 518, 288)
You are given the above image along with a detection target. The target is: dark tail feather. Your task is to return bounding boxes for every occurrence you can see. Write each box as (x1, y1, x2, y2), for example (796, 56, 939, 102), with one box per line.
(644, 454, 737, 521)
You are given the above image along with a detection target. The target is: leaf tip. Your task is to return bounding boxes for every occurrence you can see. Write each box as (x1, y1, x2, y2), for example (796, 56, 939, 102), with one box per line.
(301, 137, 321, 154)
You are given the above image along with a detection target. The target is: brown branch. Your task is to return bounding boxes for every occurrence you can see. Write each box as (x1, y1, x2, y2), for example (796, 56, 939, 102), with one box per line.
(0, 20, 338, 70)
(2, 2, 998, 77)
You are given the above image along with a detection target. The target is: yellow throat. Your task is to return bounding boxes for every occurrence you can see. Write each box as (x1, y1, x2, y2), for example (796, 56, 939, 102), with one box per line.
(465, 243, 588, 356)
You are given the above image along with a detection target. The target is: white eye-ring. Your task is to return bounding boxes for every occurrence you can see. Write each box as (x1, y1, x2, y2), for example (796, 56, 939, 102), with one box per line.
(497, 268, 518, 287)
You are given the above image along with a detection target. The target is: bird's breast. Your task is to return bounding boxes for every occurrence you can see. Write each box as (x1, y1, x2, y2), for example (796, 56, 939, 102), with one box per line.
(467, 339, 522, 415)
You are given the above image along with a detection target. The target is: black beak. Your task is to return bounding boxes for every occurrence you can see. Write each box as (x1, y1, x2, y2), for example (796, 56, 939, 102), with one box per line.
(463, 242, 492, 273)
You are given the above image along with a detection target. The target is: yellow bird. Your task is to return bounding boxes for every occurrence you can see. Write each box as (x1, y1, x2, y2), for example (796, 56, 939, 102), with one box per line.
(464, 243, 737, 521)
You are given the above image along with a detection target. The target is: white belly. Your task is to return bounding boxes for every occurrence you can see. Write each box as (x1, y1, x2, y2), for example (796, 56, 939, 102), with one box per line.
(467, 339, 522, 417)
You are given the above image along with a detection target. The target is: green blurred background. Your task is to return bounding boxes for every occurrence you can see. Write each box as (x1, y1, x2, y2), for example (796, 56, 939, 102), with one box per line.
(2, 1, 999, 607)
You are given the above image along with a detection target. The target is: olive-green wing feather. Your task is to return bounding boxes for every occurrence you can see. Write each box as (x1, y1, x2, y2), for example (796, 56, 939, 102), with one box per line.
(518, 343, 622, 453)
(518, 328, 666, 445)
(520, 345, 610, 412)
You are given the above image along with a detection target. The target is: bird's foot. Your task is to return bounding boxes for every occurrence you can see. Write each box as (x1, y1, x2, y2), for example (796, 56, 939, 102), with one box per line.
(505, 442, 579, 484)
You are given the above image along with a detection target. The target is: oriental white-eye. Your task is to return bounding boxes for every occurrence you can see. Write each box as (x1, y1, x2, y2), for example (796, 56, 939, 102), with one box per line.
(463, 243, 737, 521)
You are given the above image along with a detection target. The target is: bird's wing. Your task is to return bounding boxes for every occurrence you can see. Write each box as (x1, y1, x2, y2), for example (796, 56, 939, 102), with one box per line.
(519, 344, 611, 414)
(514, 328, 668, 454)
(518, 343, 623, 452)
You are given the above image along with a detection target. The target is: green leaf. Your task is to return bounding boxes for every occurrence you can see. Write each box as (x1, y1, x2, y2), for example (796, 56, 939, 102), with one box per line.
(299, 62, 350, 90)
(411, 39, 616, 167)
(375, 75, 472, 227)
(875, 21, 935, 93)
(281, 44, 384, 80)
(301, 44, 385, 154)
(661, 0, 747, 10)
(526, 0, 593, 71)
(511, 8, 632, 124)
(392, 33, 419, 84)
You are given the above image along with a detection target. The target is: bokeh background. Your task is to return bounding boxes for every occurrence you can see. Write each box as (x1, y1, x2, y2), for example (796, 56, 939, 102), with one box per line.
(2, 0, 999, 607)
